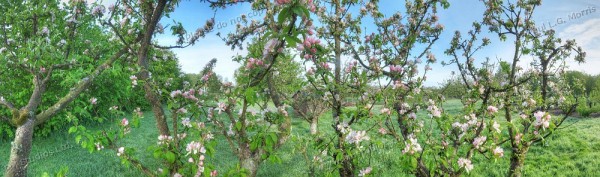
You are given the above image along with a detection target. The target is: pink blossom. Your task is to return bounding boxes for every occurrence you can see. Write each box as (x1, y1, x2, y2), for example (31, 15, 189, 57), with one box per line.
(245, 58, 265, 69)
(158, 135, 173, 145)
(487, 106, 498, 114)
(534, 111, 551, 129)
(92, 5, 106, 16)
(296, 44, 304, 51)
(320, 62, 331, 70)
(345, 130, 370, 145)
(202, 72, 212, 81)
(263, 39, 280, 57)
(120, 118, 129, 127)
(472, 136, 486, 149)
(380, 108, 391, 115)
(409, 112, 417, 119)
(41, 27, 49, 35)
(181, 117, 192, 128)
(389, 65, 403, 73)
(457, 158, 473, 172)
(378, 127, 387, 134)
(427, 105, 441, 118)
(177, 108, 188, 114)
(358, 167, 372, 176)
(90, 97, 98, 105)
(170, 90, 182, 98)
(427, 52, 436, 63)
(303, 36, 321, 49)
(402, 134, 422, 154)
(217, 102, 227, 114)
(186, 141, 204, 155)
(278, 106, 289, 117)
(493, 146, 504, 157)
(275, 0, 291, 5)
(210, 170, 218, 177)
(515, 133, 523, 144)
(306, 67, 315, 75)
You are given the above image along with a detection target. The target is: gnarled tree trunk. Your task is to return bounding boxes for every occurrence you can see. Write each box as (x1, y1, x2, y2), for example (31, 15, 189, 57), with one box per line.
(240, 155, 262, 177)
(4, 117, 36, 177)
(136, 0, 171, 136)
(508, 146, 529, 177)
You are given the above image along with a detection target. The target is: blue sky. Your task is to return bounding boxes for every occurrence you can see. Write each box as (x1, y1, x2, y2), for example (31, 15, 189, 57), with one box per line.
(114, 0, 599, 86)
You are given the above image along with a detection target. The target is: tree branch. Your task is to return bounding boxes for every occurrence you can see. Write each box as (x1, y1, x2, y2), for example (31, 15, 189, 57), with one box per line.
(34, 47, 129, 126)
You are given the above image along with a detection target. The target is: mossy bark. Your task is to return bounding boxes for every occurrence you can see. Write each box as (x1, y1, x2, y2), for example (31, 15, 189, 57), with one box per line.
(4, 117, 35, 177)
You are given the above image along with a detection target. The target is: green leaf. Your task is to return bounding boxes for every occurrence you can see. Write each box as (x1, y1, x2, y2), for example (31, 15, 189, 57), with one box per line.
(500, 61, 511, 74)
(68, 126, 77, 134)
(75, 135, 82, 144)
(235, 121, 242, 131)
(245, 87, 257, 105)
(278, 7, 290, 25)
(164, 151, 176, 163)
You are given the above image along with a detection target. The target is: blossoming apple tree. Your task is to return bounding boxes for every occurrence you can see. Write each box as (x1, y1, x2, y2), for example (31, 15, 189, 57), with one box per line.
(445, 0, 586, 176)
(0, 0, 139, 176)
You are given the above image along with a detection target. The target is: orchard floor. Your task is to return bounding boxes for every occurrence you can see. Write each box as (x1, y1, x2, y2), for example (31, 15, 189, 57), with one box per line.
(1, 100, 600, 176)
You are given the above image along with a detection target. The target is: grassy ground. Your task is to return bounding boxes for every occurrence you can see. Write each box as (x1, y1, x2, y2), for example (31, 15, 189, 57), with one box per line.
(1, 100, 599, 176)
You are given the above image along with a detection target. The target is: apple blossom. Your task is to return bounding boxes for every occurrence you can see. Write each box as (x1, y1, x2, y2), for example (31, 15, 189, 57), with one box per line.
(129, 75, 138, 87)
(492, 121, 501, 133)
(380, 108, 391, 115)
(534, 111, 551, 129)
(345, 130, 370, 145)
(117, 147, 125, 156)
(186, 141, 204, 155)
(181, 117, 192, 128)
(493, 146, 504, 157)
(120, 118, 129, 127)
(487, 106, 498, 114)
(358, 167, 372, 176)
(95, 142, 104, 151)
(457, 158, 473, 172)
(90, 97, 98, 105)
(472, 136, 486, 149)
(402, 134, 423, 155)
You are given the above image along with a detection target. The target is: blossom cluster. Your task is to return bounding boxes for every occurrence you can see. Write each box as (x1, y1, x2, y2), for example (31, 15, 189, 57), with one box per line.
(533, 111, 551, 129)
(245, 58, 265, 69)
(345, 130, 370, 146)
(170, 89, 200, 101)
(457, 158, 473, 172)
(298, 36, 321, 60)
(427, 99, 442, 118)
(158, 135, 173, 145)
(402, 134, 422, 155)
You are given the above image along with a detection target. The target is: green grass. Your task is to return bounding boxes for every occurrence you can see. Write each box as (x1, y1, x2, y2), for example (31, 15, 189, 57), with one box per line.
(1, 100, 600, 176)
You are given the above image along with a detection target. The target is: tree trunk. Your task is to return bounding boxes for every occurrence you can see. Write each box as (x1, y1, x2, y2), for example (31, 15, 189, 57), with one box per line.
(508, 146, 529, 177)
(240, 155, 261, 177)
(4, 117, 36, 177)
(141, 81, 171, 136)
(137, 0, 170, 136)
(309, 117, 318, 135)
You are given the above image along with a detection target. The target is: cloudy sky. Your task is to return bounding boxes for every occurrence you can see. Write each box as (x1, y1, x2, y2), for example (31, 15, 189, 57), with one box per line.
(152, 0, 599, 86)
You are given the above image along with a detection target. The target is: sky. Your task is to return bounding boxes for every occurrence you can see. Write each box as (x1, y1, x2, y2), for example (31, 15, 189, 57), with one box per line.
(122, 0, 599, 86)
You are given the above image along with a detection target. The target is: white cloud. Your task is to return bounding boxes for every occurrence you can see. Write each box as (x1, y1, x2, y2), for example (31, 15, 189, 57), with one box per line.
(158, 35, 245, 81)
(559, 18, 600, 75)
